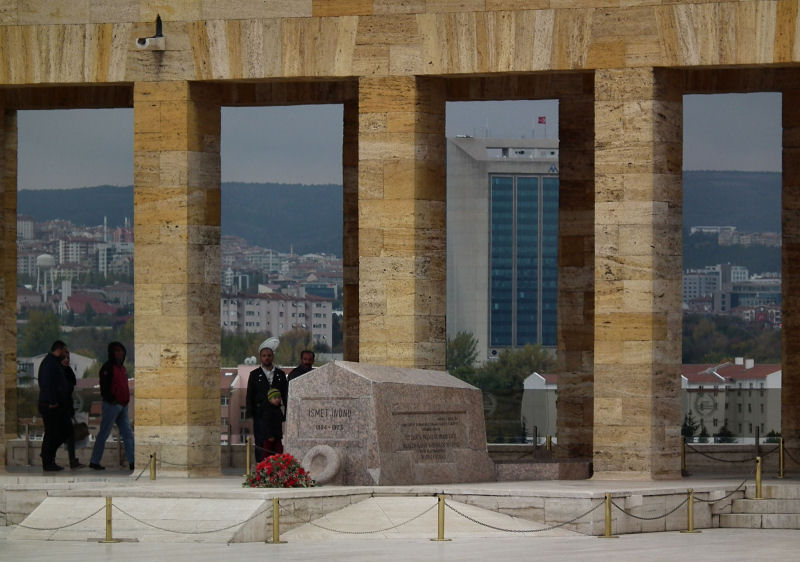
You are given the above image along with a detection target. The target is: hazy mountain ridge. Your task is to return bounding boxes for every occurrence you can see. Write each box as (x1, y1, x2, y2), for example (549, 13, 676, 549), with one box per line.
(19, 182, 343, 257)
(19, 171, 780, 258)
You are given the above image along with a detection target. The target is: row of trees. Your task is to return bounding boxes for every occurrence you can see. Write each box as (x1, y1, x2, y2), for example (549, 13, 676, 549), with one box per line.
(683, 314, 781, 364)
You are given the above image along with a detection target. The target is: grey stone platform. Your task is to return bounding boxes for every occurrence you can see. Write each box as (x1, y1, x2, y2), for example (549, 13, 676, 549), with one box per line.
(3, 469, 797, 543)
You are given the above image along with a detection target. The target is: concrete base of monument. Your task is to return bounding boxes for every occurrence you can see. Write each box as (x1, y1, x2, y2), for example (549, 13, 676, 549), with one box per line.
(495, 458, 592, 481)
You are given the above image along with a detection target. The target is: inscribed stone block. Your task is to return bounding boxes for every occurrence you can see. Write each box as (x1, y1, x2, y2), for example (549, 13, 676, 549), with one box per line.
(285, 361, 494, 485)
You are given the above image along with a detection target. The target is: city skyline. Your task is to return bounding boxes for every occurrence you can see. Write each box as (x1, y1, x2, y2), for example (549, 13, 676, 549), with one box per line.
(16, 93, 781, 190)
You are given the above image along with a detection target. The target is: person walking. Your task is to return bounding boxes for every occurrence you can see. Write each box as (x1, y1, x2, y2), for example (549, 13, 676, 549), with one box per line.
(89, 341, 135, 471)
(246, 337, 287, 462)
(61, 350, 85, 469)
(37, 340, 71, 471)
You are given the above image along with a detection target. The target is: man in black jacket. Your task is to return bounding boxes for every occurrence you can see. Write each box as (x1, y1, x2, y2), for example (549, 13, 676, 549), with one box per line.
(37, 340, 70, 471)
(246, 338, 287, 462)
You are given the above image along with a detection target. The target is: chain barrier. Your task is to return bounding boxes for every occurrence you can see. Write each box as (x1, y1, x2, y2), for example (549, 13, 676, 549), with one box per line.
(156, 458, 211, 469)
(444, 498, 603, 533)
(253, 443, 284, 459)
(278, 498, 438, 535)
(111, 502, 272, 535)
(685, 443, 778, 463)
(693, 466, 755, 503)
(783, 445, 800, 466)
(609, 497, 689, 521)
(14, 505, 106, 531)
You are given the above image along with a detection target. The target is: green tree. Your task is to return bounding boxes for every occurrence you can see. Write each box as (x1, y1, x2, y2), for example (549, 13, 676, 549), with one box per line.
(682, 412, 699, 442)
(470, 344, 555, 391)
(275, 328, 312, 366)
(19, 310, 62, 356)
(714, 425, 737, 443)
(446, 331, 478, 379)
(221, 332, 266, 366)
(698, 424, 709, 443)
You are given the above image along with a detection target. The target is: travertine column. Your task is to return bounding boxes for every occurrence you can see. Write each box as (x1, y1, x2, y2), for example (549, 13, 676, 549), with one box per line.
(133, 82, 221, 475)
(342, 98, 359, 362)
(556, 75, 595, 458)
(0, 104, 17, 467)
(357, 77, 446, 369)
(782, 87, 800, 453)
(593, 68, 683, 479)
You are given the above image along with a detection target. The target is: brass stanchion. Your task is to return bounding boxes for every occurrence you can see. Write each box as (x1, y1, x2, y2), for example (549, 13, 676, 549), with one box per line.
(149, 452, 156, 481)
(598, 493, 618, 538)
(430, 494, 451, 541)
(680, 489, 701, 533)
(779, 438, 784, 479)
(755, 456, 763, 499)
(546, 435, 552, 451)
(269, 497, 286, 544)
(681, 440, 686, 474)
(98, 496, 120, 543)
(244, 435, 252, 476)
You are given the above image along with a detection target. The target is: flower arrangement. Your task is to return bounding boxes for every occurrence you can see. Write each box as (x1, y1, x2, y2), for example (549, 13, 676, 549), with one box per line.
(243, 453, 316, 488)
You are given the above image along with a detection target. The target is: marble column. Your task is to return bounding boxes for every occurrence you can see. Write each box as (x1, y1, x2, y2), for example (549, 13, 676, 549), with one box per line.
(782, 86, 800, 454)
(556, 74, 595, 459)
(593, 68, 683, 479)
(0, 103, 17, 468)
(133, 81, 221, 475)
(357, 76, 446, 369)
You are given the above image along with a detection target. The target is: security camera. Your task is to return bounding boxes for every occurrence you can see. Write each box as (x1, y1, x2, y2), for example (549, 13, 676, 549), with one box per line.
(136, 14, 165, 51)
(136, 36, 165, 50)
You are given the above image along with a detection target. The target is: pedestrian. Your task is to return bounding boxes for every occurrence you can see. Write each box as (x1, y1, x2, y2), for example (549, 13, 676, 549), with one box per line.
(260, 388, 284, 456)
(61, 350, 85, 469)
(89, 341, 135, 471)
(287, 349, 315, 383)
(37, 340, 71, 471)
(245, 337, 287, 462)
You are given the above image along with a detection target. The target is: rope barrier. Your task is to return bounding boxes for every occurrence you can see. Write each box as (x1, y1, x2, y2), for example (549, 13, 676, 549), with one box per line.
(111, 502, 273, 535)
(609, 497, 689, 521)
(445, 498, 604, 533)
(685, 443, 778, 463)
(278, 498, 438, 535)
(15, 505, 105, 531)
(693, 468, 754, 503)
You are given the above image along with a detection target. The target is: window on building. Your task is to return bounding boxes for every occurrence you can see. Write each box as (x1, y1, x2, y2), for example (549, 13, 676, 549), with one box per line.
(738, 424, 742, 433)
(221, 395, 229, 406)
(748, 423, 753, 433)
(748, 403, 752, 413)
(240, 407, 246, 421)
(221, 417, 228, 426)
(737, 403, 742, 413)
(713, 418, 718, 427)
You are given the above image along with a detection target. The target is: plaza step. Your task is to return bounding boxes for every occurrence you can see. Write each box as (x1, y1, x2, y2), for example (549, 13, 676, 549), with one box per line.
(719, 483, 800, 530)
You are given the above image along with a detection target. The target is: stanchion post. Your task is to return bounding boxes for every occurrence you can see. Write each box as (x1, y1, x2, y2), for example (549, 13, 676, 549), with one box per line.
(149, 452, 156, 481)
(269, 497, 286, 544)
(430, 494, 451, 541)
(546, 435, 552, 451)
(245, 435, 252, 476)
(98, 496, 120, 543)
(779, 438, 784, 479)
(755, 456, 763, 500)
(681, 440, 687, 475)
(680, 489, 701, 533)
(598, 493, 618, 538)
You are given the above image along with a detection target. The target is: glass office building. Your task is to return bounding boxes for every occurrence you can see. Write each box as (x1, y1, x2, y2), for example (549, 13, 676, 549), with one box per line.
(447, 137, 560, 360)
(489, 175, 558, 348)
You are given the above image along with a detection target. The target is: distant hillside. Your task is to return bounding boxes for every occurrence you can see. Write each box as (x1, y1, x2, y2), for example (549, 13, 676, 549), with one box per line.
(683, 171, 781, 232)
(19, 185, 133, 228)
(19, 183, 343, 257)
(18, 171, 779, 259)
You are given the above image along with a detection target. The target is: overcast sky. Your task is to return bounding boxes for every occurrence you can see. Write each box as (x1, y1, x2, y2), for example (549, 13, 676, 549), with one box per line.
(17, 93, 781, 190)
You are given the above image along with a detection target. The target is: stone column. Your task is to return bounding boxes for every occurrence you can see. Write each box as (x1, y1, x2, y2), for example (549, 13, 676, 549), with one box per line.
(593, 68, 683, 479)
(556, 75, 595, 458)
(342, 98, 359, 361)
(357, 77, 446, 369)
(782, 87, 800, 453)
(0, 104, 17, 467)
(133, 82, 221, 475)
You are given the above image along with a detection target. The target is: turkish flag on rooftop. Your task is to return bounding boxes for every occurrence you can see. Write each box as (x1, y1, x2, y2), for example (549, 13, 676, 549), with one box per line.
(538, 116, 546, 124)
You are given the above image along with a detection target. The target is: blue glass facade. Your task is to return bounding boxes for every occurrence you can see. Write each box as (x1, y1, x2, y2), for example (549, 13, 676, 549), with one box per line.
(489, 174, 558, 348)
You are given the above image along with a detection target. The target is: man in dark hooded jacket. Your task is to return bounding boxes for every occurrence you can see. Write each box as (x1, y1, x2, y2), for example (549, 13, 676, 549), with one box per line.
(37, 340, 70, 471)
(89, 341, 135, 470)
